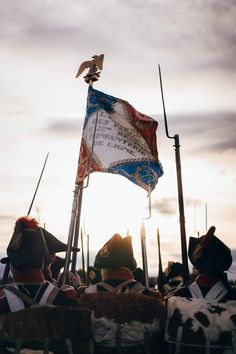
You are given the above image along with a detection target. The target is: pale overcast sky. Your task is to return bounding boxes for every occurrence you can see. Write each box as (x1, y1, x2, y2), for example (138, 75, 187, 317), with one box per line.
(0, 0, 236, 277)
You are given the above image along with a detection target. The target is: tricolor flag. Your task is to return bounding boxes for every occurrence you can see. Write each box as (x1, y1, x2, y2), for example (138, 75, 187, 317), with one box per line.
(76, 87, 163, 191)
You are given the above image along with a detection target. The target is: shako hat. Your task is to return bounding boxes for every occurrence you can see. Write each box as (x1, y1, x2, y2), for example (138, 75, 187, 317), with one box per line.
(188, 226, 232, 275)
(7, 228, 49, 270)
(94, 234, 137, 271)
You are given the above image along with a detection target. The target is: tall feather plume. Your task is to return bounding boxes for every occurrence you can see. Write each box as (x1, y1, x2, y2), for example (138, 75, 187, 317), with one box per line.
(192, 226, 216, 261)
(14, 216, 39, 231)
(201, 226, 216, 247)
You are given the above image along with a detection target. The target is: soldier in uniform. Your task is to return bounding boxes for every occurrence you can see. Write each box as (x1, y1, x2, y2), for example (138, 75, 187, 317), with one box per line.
(167, 226, 236, 302)
(163, 261, 183, 296)
(83, 233, 163, 299)
(0, 217, 78, 315)
(165, 226, 236, 354)
(1, 216, 80, 285)
(78, 233, 166, 354)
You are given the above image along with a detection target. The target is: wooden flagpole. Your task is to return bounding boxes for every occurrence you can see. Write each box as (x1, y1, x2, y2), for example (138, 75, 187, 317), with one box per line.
(80, 228, 86, 283)
(63, 184, 81, 283)
(158, 65, 189, 284)
(71, 185, 84, 274)
(62, 55, 104, 284)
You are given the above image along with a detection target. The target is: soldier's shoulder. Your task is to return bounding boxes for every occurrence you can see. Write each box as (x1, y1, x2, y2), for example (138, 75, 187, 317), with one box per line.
(145, 288, 163, 302)
(165, 285, 191, 300)
(60, 284, 77, 300)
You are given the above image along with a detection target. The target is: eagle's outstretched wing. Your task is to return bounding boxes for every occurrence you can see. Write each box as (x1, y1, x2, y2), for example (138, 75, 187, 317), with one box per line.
(76, 54, 104, 78)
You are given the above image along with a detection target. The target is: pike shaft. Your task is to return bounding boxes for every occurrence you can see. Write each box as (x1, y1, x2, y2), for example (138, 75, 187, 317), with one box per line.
(158, 65, 189, 284)
(27, 152, 49, 216)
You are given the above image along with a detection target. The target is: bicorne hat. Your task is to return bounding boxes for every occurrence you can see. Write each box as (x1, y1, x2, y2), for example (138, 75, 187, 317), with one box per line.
(7, 228, 49, 270)
(1, 216, 80, 265)
(188, 226, 232, 275)
(40, 228, 80, 254)
(94, 234, 137, 271)
(165, 262, 183, 280)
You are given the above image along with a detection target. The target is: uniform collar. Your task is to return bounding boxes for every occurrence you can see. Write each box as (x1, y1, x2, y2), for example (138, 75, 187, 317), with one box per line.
(196, 273, 221, 287)
(104, 267, 134, 281)
(12, 268, 45, 283)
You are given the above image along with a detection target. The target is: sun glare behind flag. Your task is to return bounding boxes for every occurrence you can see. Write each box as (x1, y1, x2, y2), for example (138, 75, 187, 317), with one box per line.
(76, 87, 163, 191)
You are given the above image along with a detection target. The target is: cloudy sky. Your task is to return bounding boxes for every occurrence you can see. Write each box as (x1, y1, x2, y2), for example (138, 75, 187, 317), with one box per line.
(0, 0, 236, 278)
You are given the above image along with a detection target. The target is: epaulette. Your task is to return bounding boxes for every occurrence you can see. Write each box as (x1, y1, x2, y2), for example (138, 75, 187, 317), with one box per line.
(146, 288, 163, 302)
(60, 285, 77, 300)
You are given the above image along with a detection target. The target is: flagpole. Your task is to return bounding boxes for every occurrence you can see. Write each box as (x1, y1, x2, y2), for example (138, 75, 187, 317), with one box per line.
(158, 65, 189, 284)
(71, 184, 84, 273)
(62, 55, 104, 285)
(80, 228, 86, 283)
(63, 184, 80, 284)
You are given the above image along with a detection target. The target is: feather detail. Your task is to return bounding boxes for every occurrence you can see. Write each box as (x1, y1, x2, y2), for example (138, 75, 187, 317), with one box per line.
(201, 226, 216, 247)
(192, 244, 203, 261)
(14, 216, 39, 230)
(192, 226, 216, 261)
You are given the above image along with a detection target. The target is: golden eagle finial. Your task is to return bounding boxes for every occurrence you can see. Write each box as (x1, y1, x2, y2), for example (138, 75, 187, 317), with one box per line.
(75, 54, 104, 83)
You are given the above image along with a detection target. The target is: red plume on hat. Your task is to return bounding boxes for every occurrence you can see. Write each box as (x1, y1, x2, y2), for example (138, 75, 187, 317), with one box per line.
(13, 216, 80, 254)
(7, 227, 49, 271)
(1, 216, 40, 265)
(14, 216, 39, 231)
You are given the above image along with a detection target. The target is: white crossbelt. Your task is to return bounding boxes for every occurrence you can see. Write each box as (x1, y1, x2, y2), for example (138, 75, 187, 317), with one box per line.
(188, 281, 228, 301)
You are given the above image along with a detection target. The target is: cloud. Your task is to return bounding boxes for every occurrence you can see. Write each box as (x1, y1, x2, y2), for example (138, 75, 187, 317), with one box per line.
(160, 112, 236, 154)
(152, 196, 203, 216)
(152, 198, 177, 215)
(1, 0, 236, 74)
(0, 214, 15, 221)
(44, 119, 83, 136)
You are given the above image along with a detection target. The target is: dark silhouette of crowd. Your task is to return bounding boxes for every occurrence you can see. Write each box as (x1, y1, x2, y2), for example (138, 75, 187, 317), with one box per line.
(0, 218, 235, 353)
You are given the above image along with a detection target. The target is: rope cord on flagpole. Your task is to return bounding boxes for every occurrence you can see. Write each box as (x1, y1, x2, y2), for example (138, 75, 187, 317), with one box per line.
(158, 64, 189, 285)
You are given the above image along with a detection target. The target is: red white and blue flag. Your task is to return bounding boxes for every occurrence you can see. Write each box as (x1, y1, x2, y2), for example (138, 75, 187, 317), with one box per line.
(76, 87, 163, 191)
